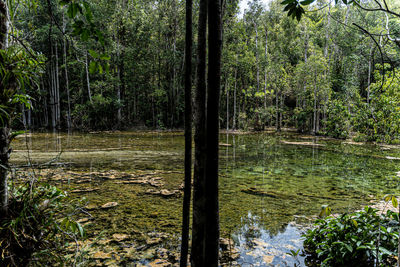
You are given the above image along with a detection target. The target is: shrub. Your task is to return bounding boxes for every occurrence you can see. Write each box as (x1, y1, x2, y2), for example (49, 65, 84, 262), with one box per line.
(0, 182, 85, 266)
(303, 206, 399, 266)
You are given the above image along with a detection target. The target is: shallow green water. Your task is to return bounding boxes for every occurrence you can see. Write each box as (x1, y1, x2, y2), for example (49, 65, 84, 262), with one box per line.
(10, 131, 400, 266)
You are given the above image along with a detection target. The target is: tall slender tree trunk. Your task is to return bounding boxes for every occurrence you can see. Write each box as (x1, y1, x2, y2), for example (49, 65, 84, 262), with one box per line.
(0, 0, 10, 215)
(226, 79, 229, 131)
(205, 0, 222, 264)
(50, 45, 56, 130)
(255, 23, 259, 92)
(264, 29, 268, 109)
(191, 0, 207, 264)
(233, 65, 237, 130)
(313, 78, 317, 134)
(367, 45, 373, 105)
(180, 0, 192, 264)
(63, 16, 72, 129)
(276, 89, 280, 132)
(85, 49, 92, 103)
(116, 34, 122, 124)
(55, 43, 61, 128)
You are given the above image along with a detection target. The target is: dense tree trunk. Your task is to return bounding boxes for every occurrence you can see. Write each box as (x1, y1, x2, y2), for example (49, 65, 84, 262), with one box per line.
(0, 0, 9, 215)
(205, 0, 222, 265)
(226, 79, 229, 131)
(180, 0, 192, 264)
(55, 43, 61, 128)
(264, 29, 268, 109)
(233, 65, 237, 130)
(0, 0, 8, 49)
(191, 0, 207, 264)
(367, 45, 373, 104)
(85, 49, 92, 103)
(62, 20, 72, 129)
(276, 89, 280, 132)
(255, 23, 259, 92)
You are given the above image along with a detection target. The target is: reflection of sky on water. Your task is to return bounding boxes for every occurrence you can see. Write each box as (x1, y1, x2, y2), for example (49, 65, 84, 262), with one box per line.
(234, 212, 305, 266)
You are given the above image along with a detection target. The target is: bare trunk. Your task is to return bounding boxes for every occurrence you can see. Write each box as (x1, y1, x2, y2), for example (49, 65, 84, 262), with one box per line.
(226, 80, 229, 131)
(63, 31, 71, 129)
(85, 50, 92, 103)
(50, 45, 56, 129)
(180, 0, 192, 264)
(255, 23, 259, 92)
(367, 46, 373, 104)
(0, 0, 9, 214)
(313, 78, 317, 134)
(55, 43, 61, 128)
(191, 0, 207, 264)
(0, 0, 9, 49)
(116, 35, 122, 124)
(276, 89, 280, 131)
(233, 66, 237, 130)
(205, 0, 222, 263)
(0, 127, 10, 215)
(264, 29, 268, 109)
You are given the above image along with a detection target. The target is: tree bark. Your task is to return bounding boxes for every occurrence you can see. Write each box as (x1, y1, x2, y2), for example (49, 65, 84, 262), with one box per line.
(0, 0, 8, 49)
(191, 0, 207, 264)
(85, 49, 92, 103)
(180, 0, 192, 264)
(62, 15, 72, 129)
(233, 65, 237, 130)
(255, 22, 259, 92)
(205, 0, 222, 265)
(55, 42, 61, 128)
(0, 0, 9, 215)
(264, 29, 268, 109)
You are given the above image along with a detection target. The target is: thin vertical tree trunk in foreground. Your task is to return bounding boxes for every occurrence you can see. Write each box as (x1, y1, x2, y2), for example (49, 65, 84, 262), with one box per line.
(191, 0, 207, 264)
(205, 0, 222, 265)
(180, 0, 192, 264)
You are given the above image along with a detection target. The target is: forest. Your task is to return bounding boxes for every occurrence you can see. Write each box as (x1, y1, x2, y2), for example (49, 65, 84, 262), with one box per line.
(4, 0, 400, 142)
(1, 0, 400, 266)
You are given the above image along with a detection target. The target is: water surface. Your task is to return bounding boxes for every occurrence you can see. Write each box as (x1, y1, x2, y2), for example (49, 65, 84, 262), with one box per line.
(11, 131, 400, 266)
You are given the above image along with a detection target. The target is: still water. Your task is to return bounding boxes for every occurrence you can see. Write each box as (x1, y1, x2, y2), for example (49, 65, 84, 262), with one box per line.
(10, 131, 400, 266)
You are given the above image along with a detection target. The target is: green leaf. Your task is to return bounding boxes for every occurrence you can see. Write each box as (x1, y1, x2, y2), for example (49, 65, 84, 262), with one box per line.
(76, 222, 84, 237)
(392, 196, 398, 208)
(88, 49, 99, 59)
(344, 243, 353, 253)
(59, 0, 70, 6)
(300, 0, 314, 5)
(89, 61, 97, 74)
(281, 0, 295, 4)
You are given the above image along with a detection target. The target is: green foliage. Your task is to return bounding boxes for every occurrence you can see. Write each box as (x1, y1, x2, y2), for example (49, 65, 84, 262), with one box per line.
(353, 68, 400, 143)
(324, 99, 350, 139)
(303, 206, 399, 266)
(72, 94, 122, 130)
(0, 183, 86, 265)
(0, 47, 43, 126)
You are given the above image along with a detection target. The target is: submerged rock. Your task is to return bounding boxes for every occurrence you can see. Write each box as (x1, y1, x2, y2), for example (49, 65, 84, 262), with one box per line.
(148, 259, 171, 267)
(71, 188, 100, 193)
(112, 233, 130, 242)
(145, 189, 181, 198)
(101, 202, 119, 209)
(92, 251, 112, 260)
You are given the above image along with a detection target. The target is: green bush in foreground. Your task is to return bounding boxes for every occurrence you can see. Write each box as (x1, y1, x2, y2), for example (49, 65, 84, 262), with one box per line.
(303, 206, 399, 266)
(0, 183, 85, 266)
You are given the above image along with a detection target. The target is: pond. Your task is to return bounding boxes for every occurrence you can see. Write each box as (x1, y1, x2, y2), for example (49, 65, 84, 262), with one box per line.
(10, 131, 400, 266)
